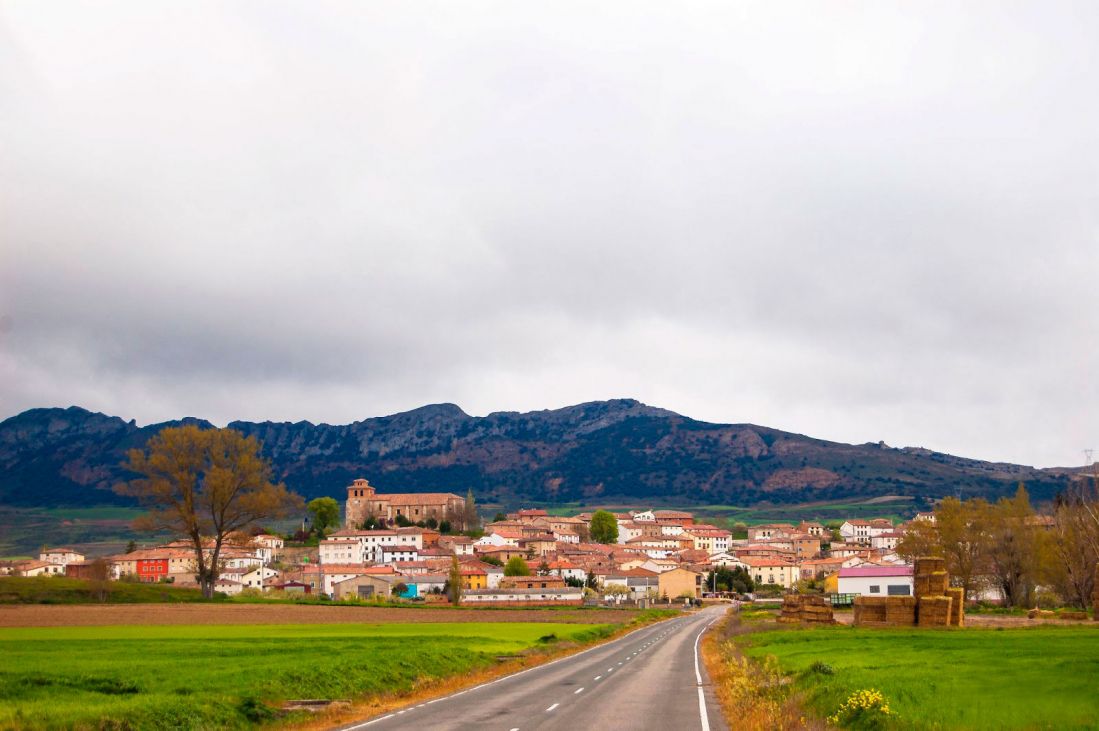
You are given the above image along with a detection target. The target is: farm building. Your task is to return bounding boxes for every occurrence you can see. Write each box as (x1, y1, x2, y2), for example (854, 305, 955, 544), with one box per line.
(837, 565, 914, 597)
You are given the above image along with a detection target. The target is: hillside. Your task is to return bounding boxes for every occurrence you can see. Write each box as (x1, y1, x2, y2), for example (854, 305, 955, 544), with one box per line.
(0, 400, 1081, 509)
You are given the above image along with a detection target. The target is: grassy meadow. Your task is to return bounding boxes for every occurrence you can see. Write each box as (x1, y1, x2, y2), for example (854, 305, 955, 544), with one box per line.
(0, 576, 219, 604)
(0, 621, 614, 729)
(735, 624, 1099, 729)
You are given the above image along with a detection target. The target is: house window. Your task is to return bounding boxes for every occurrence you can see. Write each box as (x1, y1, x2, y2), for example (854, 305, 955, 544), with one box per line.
(869, 585, 880, 594)
(887, 584, 911, 596)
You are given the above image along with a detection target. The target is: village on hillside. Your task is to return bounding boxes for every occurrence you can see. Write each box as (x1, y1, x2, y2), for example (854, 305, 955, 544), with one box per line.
(1, 477, 971, 606)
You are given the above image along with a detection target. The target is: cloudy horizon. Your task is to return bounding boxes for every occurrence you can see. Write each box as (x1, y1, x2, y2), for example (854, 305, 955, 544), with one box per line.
(2, 2, 1097, 469)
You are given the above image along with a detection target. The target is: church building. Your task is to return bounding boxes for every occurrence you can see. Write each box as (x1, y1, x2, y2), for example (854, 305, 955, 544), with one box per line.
(344, 477, 465, 528)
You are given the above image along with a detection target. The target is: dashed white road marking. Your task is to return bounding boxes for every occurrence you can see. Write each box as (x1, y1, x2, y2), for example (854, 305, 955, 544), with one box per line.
(545, 703, 560, 712)
(574, 687, 585, 694)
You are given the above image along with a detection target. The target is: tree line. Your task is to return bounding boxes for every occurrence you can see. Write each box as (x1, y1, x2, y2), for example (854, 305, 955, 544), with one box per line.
(897, 478, 1099, 609)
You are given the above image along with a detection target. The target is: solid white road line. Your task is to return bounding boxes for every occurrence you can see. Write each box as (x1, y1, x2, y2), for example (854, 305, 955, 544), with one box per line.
(692, 610, 721, 731)
(546, 703, 560, 712)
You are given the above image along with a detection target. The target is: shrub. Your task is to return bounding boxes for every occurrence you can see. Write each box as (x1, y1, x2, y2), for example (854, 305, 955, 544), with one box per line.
(829, 688, 892, 729)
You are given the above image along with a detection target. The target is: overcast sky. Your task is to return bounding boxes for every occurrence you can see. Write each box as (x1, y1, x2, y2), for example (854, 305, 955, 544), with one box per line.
(1, 2, 1097, 468)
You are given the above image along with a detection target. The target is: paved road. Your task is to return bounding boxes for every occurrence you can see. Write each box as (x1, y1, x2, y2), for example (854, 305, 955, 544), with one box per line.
(337, 605, 729, 731)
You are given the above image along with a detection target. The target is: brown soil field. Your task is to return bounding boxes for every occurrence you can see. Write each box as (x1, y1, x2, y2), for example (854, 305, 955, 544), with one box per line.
(0, 603, 642, 627)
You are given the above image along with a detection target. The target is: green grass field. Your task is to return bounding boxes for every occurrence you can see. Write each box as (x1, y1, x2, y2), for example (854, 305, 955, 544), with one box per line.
(0, 621, 613, 729)
(0, 576, 218, 604)
(692, 499, 913, 525)
(736, 624, 1099, 729)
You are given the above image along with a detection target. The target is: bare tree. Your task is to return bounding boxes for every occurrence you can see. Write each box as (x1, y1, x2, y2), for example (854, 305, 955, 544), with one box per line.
(88, 558, 112, 603)
(118, 425, 303, 598)
(1048, 474, 1099, 608)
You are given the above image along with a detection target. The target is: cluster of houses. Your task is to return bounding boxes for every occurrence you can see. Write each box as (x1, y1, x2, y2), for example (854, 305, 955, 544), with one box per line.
(0, 477, 934, 604)
(0, 536, 291, 596)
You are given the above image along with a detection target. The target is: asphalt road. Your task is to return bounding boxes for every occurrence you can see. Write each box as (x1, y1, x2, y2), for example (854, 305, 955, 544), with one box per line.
(337, 604, 730, 731)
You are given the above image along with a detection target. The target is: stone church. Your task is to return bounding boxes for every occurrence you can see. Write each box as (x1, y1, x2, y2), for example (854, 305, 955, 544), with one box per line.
(344, 477, 465, 528)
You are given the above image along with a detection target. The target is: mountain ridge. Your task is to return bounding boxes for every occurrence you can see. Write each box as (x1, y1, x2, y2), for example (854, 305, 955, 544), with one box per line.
(0, 400, 1082, 509)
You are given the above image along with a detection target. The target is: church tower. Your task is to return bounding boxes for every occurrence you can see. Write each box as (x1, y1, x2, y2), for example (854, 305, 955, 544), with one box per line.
(345, 478, 376, 528)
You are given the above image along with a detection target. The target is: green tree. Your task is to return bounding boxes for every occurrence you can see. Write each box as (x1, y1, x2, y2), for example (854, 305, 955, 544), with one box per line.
(125, 540, 137, 554)
(438, 519, 452, 534)
(481, 554, 503, 567)
(117, 425, 302, 599)
(307, 497, 340, 537)
(493, 512, 508, 523)
(504, 556, 531, 576)
(447, 555, 463, 605)
(537, 559, 551, 576)
(936, 496, 991, 598)
(590, 510, 619, 544)
(985, 484, 1047, 607)
(706, 566, 754, 594)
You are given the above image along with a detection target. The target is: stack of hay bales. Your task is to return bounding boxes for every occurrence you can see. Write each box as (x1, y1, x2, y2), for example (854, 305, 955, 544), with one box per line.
(853, 596, 887, 626)
(885, 596, 918, 625)
(853, 557, 964, 628)
(853, 596, 916, 626)
(779, 594, 835, 624)
(945, 587, 965, 627)
(914, 556, 962, 628)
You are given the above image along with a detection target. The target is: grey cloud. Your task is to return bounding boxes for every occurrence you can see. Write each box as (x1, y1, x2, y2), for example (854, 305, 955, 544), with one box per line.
(1, 1, 1097, 467)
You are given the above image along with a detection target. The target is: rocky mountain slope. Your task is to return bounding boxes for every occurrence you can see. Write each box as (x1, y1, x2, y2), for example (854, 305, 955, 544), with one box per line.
(0, 400, 1081, 508)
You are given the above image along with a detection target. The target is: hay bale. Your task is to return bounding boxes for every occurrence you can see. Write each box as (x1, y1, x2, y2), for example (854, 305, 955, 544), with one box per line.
(883, 595, 918, 625)
(913, 574, 931, 597)
(945, 587, 965, 627)
(1059, 611, 1088, 621)
(917, 595, 952, 627)
(854, 596, 890, 626)
(915, 557, 946, 575)
(927, 571, 949, 595)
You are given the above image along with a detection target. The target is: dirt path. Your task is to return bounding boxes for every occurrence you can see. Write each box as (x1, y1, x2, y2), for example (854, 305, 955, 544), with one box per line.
(0, 603, 641, 627)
